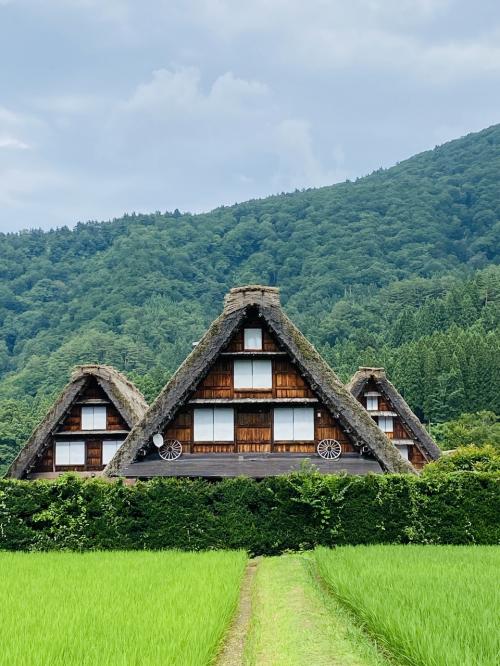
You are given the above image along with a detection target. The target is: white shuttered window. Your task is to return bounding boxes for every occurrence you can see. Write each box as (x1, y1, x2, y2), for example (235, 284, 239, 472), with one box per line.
(274, 408, 314, 441)
(81, 406, 107, 430)
(55, 440, 85, 465)
(273, 408, 294, 440)
(244, 328, 262, 350)
(366, 396, 378, 411)
(378, 416, 394, 433)
(102, 440, 124, 465)
(234, 360, 272, 389)
(396, 445, 409, 460)
(193, 408, 234, 441)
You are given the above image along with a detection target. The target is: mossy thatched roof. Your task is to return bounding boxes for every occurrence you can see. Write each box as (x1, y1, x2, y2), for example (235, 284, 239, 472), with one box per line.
(105, 286, 416, 476)
(5, 364, 148, 479)
(347, 367, 441, 461)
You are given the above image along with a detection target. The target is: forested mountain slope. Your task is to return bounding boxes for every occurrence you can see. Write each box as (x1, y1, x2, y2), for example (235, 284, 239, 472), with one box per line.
(0, 124, 499, 470)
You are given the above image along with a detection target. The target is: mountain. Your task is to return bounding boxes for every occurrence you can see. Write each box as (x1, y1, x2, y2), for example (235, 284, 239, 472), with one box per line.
(0, 124, 499, 471)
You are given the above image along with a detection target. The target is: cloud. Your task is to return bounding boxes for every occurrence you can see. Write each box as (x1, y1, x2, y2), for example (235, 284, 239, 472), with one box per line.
(272, 118, 346, 191)
(0, 136, 30, 150)
(0, 0, 499, 230)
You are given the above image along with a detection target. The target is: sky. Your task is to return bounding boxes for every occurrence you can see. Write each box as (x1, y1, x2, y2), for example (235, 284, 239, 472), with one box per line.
(0, 0, 499, 232)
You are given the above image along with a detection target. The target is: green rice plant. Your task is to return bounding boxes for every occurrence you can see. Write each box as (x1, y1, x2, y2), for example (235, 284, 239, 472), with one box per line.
(315, 545, 500, 666)
(0, 550, 247, 665)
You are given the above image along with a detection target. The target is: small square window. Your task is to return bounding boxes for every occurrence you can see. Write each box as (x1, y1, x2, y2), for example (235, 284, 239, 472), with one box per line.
(378, 416, 393, 433)
(366, 396, 378, 411)
(396, 444, 409, 460)
(81, 406, 107, 430)
(244, 328, 262, 350)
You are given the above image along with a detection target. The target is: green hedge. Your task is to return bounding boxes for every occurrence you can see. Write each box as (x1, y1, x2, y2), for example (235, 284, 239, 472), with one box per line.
(1, 472, 499, 553)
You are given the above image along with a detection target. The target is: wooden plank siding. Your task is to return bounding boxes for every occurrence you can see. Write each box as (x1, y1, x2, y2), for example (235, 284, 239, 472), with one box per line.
(167, 323, 358, 455)
(224, 324, 279, 352)
(356, 379, 429, 468)
(32, 377, 130, 474)
(193, 357, 314, 401)
(162, 403, 356, 454)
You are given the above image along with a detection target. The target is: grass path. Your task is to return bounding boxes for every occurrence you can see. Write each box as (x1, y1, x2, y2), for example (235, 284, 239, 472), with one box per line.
(217, 559, 259, 666)
(243, 555, 390, 666)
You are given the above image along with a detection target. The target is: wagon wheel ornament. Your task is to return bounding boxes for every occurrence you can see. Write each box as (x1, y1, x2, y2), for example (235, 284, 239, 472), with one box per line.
(158, 439, 182, 461)
(317, 439, 342, 460)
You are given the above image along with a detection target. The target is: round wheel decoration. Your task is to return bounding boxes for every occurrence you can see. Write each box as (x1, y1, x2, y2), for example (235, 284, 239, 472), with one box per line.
(158, 439, 182, 461)
(317, 439, 342, 460)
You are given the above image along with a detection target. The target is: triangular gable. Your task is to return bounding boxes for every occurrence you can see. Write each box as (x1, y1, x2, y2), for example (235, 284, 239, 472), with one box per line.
(106, 286, 416, 475)
(5, 365, 148, 479)
(347, 367, 441, 461)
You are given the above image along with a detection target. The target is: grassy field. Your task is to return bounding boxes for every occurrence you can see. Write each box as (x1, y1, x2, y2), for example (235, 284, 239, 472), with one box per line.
(315, 545, 500, 666)
(1, 547, 498, 665)
(243, 555, 389, 666)
(0, 550, 247, 665)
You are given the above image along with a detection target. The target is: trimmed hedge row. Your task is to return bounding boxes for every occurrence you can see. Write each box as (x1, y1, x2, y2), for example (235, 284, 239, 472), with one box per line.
(1, 472, 499, 553)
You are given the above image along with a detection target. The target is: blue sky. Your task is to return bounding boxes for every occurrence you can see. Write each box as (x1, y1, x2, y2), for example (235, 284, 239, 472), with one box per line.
(1, 0, 499, 231)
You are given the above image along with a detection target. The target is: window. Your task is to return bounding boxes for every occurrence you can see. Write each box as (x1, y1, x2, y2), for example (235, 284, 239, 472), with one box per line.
(234, 360, 272, 389)
(55, 440, 85, 465)
(378, 416, 393, 433)
(366, 395, 378, 411)
(81, 406, 107, 430)
(396, 444, 409, 460)
(244, 328, 262, 350)
(274, 408, 314, 441)
(193, 408, 234, 441)
(102, 440, 124, 465)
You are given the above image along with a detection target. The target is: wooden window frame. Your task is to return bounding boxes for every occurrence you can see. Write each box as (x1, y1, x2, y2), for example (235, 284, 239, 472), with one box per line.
(243, 328, 263, 350)
(273, 407, 315, 442)
(81, 405, 107, 430)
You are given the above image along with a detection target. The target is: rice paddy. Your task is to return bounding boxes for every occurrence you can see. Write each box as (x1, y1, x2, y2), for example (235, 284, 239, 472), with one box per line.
(1, 546, 498, 665)
(0, 550, 247, 665)
(315, 545, 500, 666)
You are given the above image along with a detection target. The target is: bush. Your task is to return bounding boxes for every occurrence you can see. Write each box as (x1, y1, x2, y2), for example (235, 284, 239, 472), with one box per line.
(423, 445, 500, 474)
(0, 471, 498, 553)
(430, 412, 500, 451)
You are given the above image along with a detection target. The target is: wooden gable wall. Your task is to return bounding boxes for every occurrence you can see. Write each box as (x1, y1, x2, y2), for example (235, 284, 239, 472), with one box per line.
(162, 315, 358, 455)
(356, 378, 428, 469)
(32, 377, 129, 475)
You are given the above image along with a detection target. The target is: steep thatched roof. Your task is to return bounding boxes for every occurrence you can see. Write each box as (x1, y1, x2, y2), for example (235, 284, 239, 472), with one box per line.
(5, 364, 148, 479)
(347, 367, 441, 461)
(106, 286, 416, 476)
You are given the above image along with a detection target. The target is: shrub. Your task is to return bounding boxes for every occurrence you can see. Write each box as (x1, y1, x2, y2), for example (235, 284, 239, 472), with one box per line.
(0, 471, 498, 553)
(423, 445, 500, 474)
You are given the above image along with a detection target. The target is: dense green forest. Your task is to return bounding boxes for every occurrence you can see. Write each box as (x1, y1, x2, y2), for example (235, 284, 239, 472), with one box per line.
(0, 124, 499, 472)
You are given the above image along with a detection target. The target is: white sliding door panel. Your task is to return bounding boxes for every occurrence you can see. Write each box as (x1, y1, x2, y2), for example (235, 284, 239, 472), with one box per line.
(252, 360, 272, 388)
(234, 360, 253, 389)
(274, 408, 294, 440)
(194, 409, 214, 441)
(293, 408, 314, 440)
(213, 408, 234, 441)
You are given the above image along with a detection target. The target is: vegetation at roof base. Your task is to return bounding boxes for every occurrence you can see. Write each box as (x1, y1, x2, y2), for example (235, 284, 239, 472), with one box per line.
(1, 471, 498, 553)
(430, 410, 500, 450)
(0, 124, 499, 471)
(315, 545, 500, 666)
(422, 445, 500, 474)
